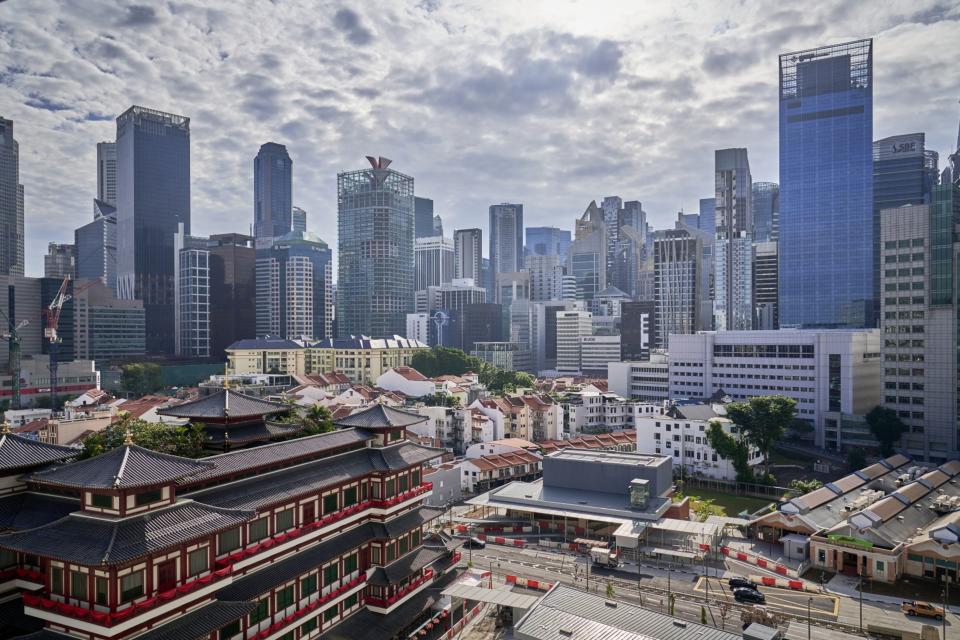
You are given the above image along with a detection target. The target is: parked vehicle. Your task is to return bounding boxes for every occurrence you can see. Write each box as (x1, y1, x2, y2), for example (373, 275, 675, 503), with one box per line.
(590, 546, 620, 568)
(463, 537, 486, 549)
(901, 601, 944, 620)
(728, 576, 758, 590)
(733, 588, 766, 604)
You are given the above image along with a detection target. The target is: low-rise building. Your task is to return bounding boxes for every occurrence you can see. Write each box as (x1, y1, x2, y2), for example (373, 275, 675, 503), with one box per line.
(559, 385, 659, 437)
(608, 353, 670, 402)
(470, 395, 561, 442)
(0, 356, 100, 409)
(539, 430, 636, 454)
(375, 366, 436, 398)
(460, 450, 543, 493)
(471, 341, 532, 373)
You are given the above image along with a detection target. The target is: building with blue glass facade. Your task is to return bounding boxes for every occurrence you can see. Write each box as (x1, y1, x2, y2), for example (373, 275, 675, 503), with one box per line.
(525, 226, 571, 261)
(698, 198, 716, 238)
(778, 39, 873, 328)
(253, 142, 292, 245)
(752, 182, 779, 243)
(414, 196, 434, 238)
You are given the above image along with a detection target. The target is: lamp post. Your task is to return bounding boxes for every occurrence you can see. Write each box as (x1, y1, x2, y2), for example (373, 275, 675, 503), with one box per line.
(858, 570, 863, 633)
(807, 596, 813, 640)
(942, 575, 949, 640)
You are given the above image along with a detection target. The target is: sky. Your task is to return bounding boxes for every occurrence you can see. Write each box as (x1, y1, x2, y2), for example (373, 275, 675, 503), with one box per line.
(1, 0, 959, 277)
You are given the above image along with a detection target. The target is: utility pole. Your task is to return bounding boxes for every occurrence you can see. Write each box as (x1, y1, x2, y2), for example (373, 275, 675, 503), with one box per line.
(943, 576, 949, 640)
(807, 596, 812, 640)
(858, 570, 863, 633)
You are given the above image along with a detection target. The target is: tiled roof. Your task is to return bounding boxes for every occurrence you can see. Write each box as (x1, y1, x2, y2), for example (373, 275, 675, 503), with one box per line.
(28, 445, 214, 490)
(122, 601, 255, 640)
(181, 429, 374, 486)
(0, 501, 254, 565)
(368, 507, 444, 540)
(226, 337, 303, 350)
(367, 546, 445, 585)
(0, 432, 77, 472)
(333, 404, 427, 429)
(116, 395, 176, 419)
(157, 389, 288, 419)
(0, 493, 79, 532)
(389, 366, 430, 381)
(14, 419, 48, 434)
(203, 421, 304, 445)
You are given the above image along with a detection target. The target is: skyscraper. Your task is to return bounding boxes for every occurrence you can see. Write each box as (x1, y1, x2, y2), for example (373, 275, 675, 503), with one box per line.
(779, 39, 874, 328)
(414, 196, 434, 238)
(97, 141, 117, 206)
(714, 148, 753, 331)
(489, 202, 524, 280)
(654, 229, 703, 349)
(291, 206, 307, 233)
(253, 142, 293, 245)
(173, 226, 210, 358)
(601, 196, 623, 280)
(873, 134, 939, 213)
(208, 233, 255, 358)
(752, 241, 778, 329)
(752, 181, 779, 243)
(44, 243, 75, 280)
(414, 235, 454, 291)
(698, 197, 716, 238)
(75, 199, 117, 291)
(337, 156, 414, 337)
(525, 254, 564, 302)
(568, 201, 607, 301)
(256, 230, 333, 341)
(432, 214, 443, 236)
(0, 117, 24, 277)
(453, 228, 482, 282)
(525, 226, 571, 261)
(115, 106, 190, 354)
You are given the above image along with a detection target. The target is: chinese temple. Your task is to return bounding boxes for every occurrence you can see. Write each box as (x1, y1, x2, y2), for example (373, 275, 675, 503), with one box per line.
(0, 405, 466, 640)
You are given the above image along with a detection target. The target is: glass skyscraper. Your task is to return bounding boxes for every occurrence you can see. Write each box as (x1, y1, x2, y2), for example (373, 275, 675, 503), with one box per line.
(115, 106, 191, 354)
(414, 196, 434, 239)
(779, 39, 873, 328)
(489, 203, 524, 276)
(0, 117, 23, 277)
(526, 226, 571, 261)
(337, 156, 414, 338)
(253, 142, 292, 245)
(752, 182, 779, 243)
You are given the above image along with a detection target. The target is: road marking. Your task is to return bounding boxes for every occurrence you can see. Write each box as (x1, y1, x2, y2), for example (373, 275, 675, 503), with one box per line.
(692, 578, 840, 619)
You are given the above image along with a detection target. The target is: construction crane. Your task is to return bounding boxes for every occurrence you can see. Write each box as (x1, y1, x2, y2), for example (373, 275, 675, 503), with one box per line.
(43, 276, 72, 410)
(0, 306, 28, 411)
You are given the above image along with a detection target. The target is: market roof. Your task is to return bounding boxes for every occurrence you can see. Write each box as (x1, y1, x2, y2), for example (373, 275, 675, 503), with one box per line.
(442, 583, 540, 609)
(333, 404, 428, 429)
(157, 389, 288, 420)
(367, 546, 445, 585)
(513, 584, 741, 640)
(0, 492, 79, 532)
(0, 429, 77, 472)
(27, 444, 214, 490)
(0, 501, 254, 565)
(126, 601, 255, 640)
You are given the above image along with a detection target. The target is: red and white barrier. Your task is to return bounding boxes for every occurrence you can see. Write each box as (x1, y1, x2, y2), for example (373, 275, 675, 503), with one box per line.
(720, 546, 792, 577)
(505, 575, 552, 591)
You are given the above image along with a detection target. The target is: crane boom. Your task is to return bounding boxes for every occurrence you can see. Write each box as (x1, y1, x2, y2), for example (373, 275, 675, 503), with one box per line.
(0, 307, 27, 411)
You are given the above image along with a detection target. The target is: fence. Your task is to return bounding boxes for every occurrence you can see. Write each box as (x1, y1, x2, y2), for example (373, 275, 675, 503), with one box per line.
(681, 476, 799, 501)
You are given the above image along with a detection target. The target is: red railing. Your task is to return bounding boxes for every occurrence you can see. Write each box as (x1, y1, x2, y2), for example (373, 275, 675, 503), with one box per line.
(0, 567, 43, 582)
(22, 565, 233, 627)
(251, 573, 367, 640)
(449, 551, 462, 565)
(365, 568, 434, 608)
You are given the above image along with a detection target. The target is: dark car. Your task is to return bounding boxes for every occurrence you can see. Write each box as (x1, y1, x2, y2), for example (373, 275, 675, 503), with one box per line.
(733, 588, 765, 604)
(728, 577, 759, 590)
(463, 537, 486, 549)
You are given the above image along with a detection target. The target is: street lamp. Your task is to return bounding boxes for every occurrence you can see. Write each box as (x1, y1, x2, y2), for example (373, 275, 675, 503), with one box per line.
(807, 596, 813, 640)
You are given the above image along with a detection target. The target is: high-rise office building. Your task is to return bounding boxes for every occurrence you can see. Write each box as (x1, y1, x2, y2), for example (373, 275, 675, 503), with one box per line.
(453, 228, 482, 282)
(621, 300, 655, 360)
(414, 236, 454, 291)
(874, 133, 939, 213)
(424, 279, 487, 348)
(73, 279, 146, 361)
(461, 302, 503, 353)
(253, 142, 292, 245)
(525, 226, 571, 261)
(714, 148, 753, 331)
(173, 227, 210, 358)
(531, 300, 578, 372)
(96, 141, 117, 205)
(779, 39, 874, 328)
(495, 271, 530, 306)
(0, 117, 24, 277)
(414, 196, 434, 239)
(489, 203, 524, 279)
(654, 229, 703, 349)
(556, 310, 592, 373)
(601, 196, 623, 280)
(208, 233, 255, 359)
(115, 106, 191, 354)
(698, 197, 716, 238)
(752, 181, 779, 243)
(40, 277, 74, 363)
(568, 201, 607, 301)
(753, 241, 779, 329)
(75, 199, 117, 291)
(432, 214, 443, 236)
(44, 243, 75, 280)
(257, 230, 333, 341)
(337, 156, 414, 337)
(291, 206, 307, 233)
(525, 254, 564, 302)
(879, 191, 958, 462)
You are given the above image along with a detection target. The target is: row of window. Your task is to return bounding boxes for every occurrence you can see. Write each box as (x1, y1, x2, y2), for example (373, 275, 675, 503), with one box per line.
(884, 239, 925, 249)
(883, 267, 925, 278)
(883, 296, 925, 305)
(883, 252, 925, 263)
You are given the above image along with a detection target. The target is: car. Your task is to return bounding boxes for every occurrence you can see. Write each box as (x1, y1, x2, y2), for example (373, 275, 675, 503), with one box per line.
(728, 577, 759, 590)
(901, 601, 944, 620)
(462, 537, 486, 549)
(733, 588, 766, 604)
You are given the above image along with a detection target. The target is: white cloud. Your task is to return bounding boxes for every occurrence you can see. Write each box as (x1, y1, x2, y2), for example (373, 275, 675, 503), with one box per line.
(0, 0, 957, 275)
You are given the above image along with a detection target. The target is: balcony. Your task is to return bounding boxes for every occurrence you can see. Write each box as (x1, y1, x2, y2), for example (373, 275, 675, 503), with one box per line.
(249, 573, 367, 640)
(364, 567, 434, 609)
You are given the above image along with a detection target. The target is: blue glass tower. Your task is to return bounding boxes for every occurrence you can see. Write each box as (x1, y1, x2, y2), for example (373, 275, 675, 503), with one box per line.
(254, 142, 292, 245)
(752, 182, 779, 243)
(778, 39, 873, 328)
(525, 226, 571, 261)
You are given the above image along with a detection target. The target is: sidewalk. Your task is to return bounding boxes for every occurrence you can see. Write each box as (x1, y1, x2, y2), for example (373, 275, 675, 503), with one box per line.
(825, 574, 958, 613)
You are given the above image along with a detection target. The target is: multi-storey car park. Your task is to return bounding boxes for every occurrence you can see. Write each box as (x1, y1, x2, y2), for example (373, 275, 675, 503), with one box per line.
(0, 405, 467, 640)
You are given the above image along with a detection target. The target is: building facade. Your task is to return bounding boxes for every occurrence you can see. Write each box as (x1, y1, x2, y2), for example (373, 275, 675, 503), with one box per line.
(75, 199, 117, 292)
(555, 310, 592, 374)
(751, 181, 779, 243)
(174, 231, 210, 358)
(208, 234, 256, 360)
(44, 243, 76, 280)
(253, 142, 293, 245)
(488, 203, 523, 282)
(525, 254, 564, 302)
(713, 148, 753, 331)
(337, 157, 414, 338)
(96, 141, 117, 206)
(115, 106, 191, 354)
(73, 278, 146, 361)
(0, 117, 24, 277)
(653, 230, 703, 349)
(621, 300, 654, 360)
(470, 342, 532, 373)
(525, 226, 570, 261)
(414, 196, 434, 239)
(778, 39, 874, 328)
(452, 228, 481, 283)
(607, 355, 670, 403)
(414, 236, 454, 291)
(753, 241, 779, 330)
(568, 201, 607, 301)
(291, 206, 307, 233)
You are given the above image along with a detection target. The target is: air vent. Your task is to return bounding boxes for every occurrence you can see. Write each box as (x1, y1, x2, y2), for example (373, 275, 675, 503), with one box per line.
(673, 621, 687, 628)
(605, 600, 618, 608)
(559, 629, 574, 637)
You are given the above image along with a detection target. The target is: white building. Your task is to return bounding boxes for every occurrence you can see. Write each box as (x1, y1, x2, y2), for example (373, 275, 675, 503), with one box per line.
(608, 354, 670, 402)
(375, 366, 436, 398)
(556, 310, 592, 373)
(414, 235, 454, 291)
(579, 334, 621, 375)
(525, 254, 564, 302)
(405, 313, 429, 345)
(668, 330, 882, 449)
(560, 385, 660, 437)
(173, 227, 210, 357)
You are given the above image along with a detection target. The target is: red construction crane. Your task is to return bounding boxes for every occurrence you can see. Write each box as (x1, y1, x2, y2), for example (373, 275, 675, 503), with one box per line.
(43, 277, 100, 408)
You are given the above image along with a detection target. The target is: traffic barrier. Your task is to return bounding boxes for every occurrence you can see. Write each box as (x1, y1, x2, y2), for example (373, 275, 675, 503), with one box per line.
(787, 580, 803, 590)
(774, 565, 788, 575)
(762, 576, 776, 586)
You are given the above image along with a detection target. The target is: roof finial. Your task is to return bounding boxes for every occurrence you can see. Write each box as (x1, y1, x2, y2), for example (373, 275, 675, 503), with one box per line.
(123, 428, 134, 446)
(1, 419, 11, 435)
(222, 376, 230, 390)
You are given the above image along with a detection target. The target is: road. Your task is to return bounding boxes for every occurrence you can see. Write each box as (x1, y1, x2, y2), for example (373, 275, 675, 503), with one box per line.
(463, 542, 957, 640)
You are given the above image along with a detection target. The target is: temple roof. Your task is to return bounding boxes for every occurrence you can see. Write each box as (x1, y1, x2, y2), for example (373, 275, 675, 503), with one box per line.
(333, 404, 427, 430)
(157, 389, 288, 420)
(203, 421, 305, 446)
(0, 501, 254, 566)
(0, 492, 79, 532)
(0, 431, 77, 472)
(367, 546, 445, 586)
(27, 444, 214, 490)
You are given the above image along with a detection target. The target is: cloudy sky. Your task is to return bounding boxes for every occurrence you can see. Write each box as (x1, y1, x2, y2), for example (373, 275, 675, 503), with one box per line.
(2, 0, 959, 276)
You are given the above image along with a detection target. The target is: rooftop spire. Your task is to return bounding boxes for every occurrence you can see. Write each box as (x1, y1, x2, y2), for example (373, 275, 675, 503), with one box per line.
(1, 419, 10, 435)
(123, 428, 134, 445)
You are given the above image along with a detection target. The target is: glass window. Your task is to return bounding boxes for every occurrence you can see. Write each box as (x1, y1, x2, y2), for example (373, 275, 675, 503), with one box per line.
(301, 573, 318, 596)
(372, 546, 381, 564)
(276, 508, 294, 532)
(250, 599, 270, 624)
(120, 571, 144, 602)
(91, 493, 113, 509)
(71, 571, 88, 600)
(324, 606, 338, 622)
(249, 517, 269, 542)
(301, 618, 318, 635)
(276, 584, 294, 610)
(218, 528, 241, 554)
(188, 548, 208, 576)
(324, 563, 339, 586)
(387, 544, 396, 561)
(220, 620, 240, 640)
(398, 475, 409, 492)
(343, 487, 357, 508)
(51, 567, 64, 595)
(95, 576, 108, 606)
(412, 469, 421, 486)
(323, 494, 338, 514)
(344, 594, 358, 608)
(412, 529, 421, 547)
(385, 478, 395, 497)
(399, 537, 409, 555)
(135, 490, 162, 506)
(343, 553, 358, 574)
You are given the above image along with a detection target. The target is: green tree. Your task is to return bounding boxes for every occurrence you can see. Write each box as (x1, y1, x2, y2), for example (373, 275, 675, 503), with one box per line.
(706, 420, 754, 482)
(789, 478, 823, 493)
(847, 448, 868, 470)
(692, 497, 723, 522)
(79, 412, 208, 459)
(605, 581, 615, 599)
(421, 392, 461, 408)
(864, 405, 907, 456)
(120, 363, 164, 397)
(302, 404, 334, 435)
(724, 396, 796, 477)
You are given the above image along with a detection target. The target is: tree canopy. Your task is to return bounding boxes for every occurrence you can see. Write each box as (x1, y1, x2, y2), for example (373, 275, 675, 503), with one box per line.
(705, 420, 755, 483)
(79, 413, 206, 459)
(864, 405, 907, 456)
(724, 395, 796, 477)
(410, 347, 533, 394)
(120, 363, 164, 397)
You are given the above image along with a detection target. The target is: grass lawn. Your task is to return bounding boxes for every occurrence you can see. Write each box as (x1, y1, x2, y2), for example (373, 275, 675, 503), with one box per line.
(682, 488, 777, 518)
(768, 448, 816, 466)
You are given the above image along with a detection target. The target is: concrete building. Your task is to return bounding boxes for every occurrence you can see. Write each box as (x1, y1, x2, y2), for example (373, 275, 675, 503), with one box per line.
(713, 148, 753, 331)
(530, 301, 578, 373)
(96, 141, 117, 206)
(489, 203, 524, 283)
(173, 228, 210, 357)
(44, 243, 75, 280)
(621, 300, 654, 360)
(73, 278, 146, 361)
(460, 449, 542, 493)
(375, 366, 436, 398)
(208, 233, 256, 360)
(559, 386, 652, 437)
(568, 201, 607, 301)
(469, 396, 562, 442)
(880, 197, 959, 462)
(414, 235, 454, 291)
(752, 241, 778, 329)
(471, 342, 532, 373)
(453, 228, 482, 282)
(525, 226, 570, 261)
(608, 355, 670, 403)
(75, 199, 117, 292)
(405, 312, 429, 345)
(0, 117, 23, 277)
(525, 254, 564, 302)
(654, 230, 704, 349)
(555, 310, 592, 374)
(0, 356, 99, 408)
(424, 279, 487, 349)
(579, 335, 620, 376)
(668, 330, 882, 449)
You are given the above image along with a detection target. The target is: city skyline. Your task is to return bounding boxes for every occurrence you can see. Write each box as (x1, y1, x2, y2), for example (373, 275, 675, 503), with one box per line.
(1, 2, 958, 276)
